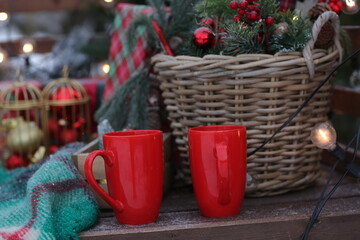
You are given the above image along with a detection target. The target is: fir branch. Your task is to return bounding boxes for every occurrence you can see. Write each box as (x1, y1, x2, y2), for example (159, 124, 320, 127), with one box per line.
(95, 70, 150, 131)
(146, 0, 167, 28)
(258, 0, 280, 20)
(196, 0, 234, 19)
(269, 11, 312, 53)
(128, 72, 150, 129)
(223, 21, 264, 55)
(128, 16, 157, 52)
(165, 0, 198, 40)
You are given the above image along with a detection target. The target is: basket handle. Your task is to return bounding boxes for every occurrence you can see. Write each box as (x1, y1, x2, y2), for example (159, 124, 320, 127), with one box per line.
(302, 11, 343, 80)
(214, 143, 231, 205)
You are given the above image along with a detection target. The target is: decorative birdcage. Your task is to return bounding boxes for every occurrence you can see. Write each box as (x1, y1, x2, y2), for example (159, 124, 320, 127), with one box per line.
(43, 66, 91, 151)
(0, 70, 48, 169)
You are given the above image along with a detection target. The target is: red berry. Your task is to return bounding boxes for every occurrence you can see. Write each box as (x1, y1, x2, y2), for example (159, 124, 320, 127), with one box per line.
(239, 0, 249, 9)
(238, 8, 246, 15)
(229, 1, 239, 9)
(318, 0, 326, 2)
(200, 18, 215, 29)
(233, 15, 242, 23)
(246, 11, 258, 21)
(248, 5, 260, 12)
(257, 35, 264, 43)
(265, 16, 275, 25)
(336, 1, 343, 8)
(329, 0, 336, 3)
(331, 4, 340, 12)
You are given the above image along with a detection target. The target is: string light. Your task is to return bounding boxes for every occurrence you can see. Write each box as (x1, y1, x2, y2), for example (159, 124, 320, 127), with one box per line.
(0, 12, 8, 22)
(342, 0, 359, 14)
(0, 48, 8, 64)
(310, 122, 337, 150)
(22, 42, 34, 54)
(101, 63, 110, 75)
(100, 0, 115, 7)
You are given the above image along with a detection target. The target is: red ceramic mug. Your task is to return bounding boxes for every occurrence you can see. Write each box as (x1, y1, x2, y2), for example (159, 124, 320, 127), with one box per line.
(188, 125, 247, 217)
(84, 130, 164, 225)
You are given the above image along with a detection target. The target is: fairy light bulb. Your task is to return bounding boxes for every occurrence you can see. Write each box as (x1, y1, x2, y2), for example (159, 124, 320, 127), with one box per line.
(100, 0, 115, 7)
(0, 12, 8, 22)
(22, 42, 34, 54)
(0, 48, 7, 64)
(342, 0, 359, 14)
(311, 122, 337, 150)
(101, 63, 110, 75)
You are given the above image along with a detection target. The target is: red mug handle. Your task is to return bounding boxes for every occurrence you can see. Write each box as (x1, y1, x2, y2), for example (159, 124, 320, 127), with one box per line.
(215, 143, 231, 205)
(84, 150, 124, 212)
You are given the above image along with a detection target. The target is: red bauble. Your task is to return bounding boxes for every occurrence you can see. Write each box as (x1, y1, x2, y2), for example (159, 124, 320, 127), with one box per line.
(48, 117, 60, 138)
(193, 27, 216, 49)
(200, 18, 215, 29)
(229, 1, 239, 9)
(59, 129, 79, 145)
(50, 87, 82, 116)
(265, 16, 275, 25)
(6, 154, 29, 170)
(239, 0, 249, 9)
(73, 117, 86, 129)
(49, 145, 59, 154)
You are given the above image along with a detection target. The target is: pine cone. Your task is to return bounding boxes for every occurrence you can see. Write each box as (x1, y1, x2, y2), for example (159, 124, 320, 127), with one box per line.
(308, 3, 332, 22)
(274, 22, 289, 35)
(308, 3, 335, 49)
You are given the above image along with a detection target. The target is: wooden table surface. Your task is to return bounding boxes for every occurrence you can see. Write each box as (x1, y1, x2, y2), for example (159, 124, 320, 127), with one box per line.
(79, 168, 360, 240)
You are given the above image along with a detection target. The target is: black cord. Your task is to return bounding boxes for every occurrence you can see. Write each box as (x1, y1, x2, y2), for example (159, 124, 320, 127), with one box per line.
(300, 125, 360, 240)
(248, 47, 360, 158)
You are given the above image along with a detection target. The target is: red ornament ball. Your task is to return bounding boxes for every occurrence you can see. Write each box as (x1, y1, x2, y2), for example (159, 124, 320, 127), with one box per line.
(48, 117, 60, 138)
(265, 16, 275, 25)
(50, 87, 82, 116)
(200, 18, 215, 29)
(50, 87, 81, 102)
(193, 27, 216, 49)
(229, 1, 239, 9)
(6, 154, 29, 170)
(59, 128, 79, 145)
(239, 0, 249, 9)
(49, 145, 59, 154)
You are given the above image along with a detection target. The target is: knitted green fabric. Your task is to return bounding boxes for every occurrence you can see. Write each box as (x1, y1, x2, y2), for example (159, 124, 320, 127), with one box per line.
(0, 143, 99, 240)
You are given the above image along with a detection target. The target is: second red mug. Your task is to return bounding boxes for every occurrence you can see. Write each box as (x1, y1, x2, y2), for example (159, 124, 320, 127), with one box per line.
(84, 130, 164, 225)
(188, 125, 247, 217)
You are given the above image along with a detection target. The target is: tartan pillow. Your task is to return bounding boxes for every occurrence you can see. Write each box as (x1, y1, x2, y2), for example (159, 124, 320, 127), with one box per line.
(103, 3, 153, 101)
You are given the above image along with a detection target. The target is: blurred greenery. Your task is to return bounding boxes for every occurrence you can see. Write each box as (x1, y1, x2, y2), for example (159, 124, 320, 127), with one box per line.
(331, 12, 360, 145)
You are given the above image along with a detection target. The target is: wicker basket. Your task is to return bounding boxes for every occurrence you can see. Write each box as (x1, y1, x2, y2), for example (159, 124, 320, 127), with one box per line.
(152, 11, 342, 197)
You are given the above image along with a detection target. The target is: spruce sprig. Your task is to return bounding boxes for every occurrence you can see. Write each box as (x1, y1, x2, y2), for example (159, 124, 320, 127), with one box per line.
(269, 11, 312, 53)
(196, 0, 234, 19)
(223, 21, 264, 55)
(95, 71, 150, 130)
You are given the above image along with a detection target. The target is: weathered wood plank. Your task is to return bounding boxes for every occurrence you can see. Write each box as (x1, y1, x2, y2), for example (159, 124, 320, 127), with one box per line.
(80, 195, 360, 240)
(79, 175, 360, 240)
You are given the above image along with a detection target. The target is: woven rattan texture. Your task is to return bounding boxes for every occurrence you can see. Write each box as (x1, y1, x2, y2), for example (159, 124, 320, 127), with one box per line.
(152, 12, 342, 197)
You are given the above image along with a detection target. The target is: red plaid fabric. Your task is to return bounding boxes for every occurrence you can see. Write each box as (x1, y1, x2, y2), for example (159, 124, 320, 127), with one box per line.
(103, 4, 153, 101)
